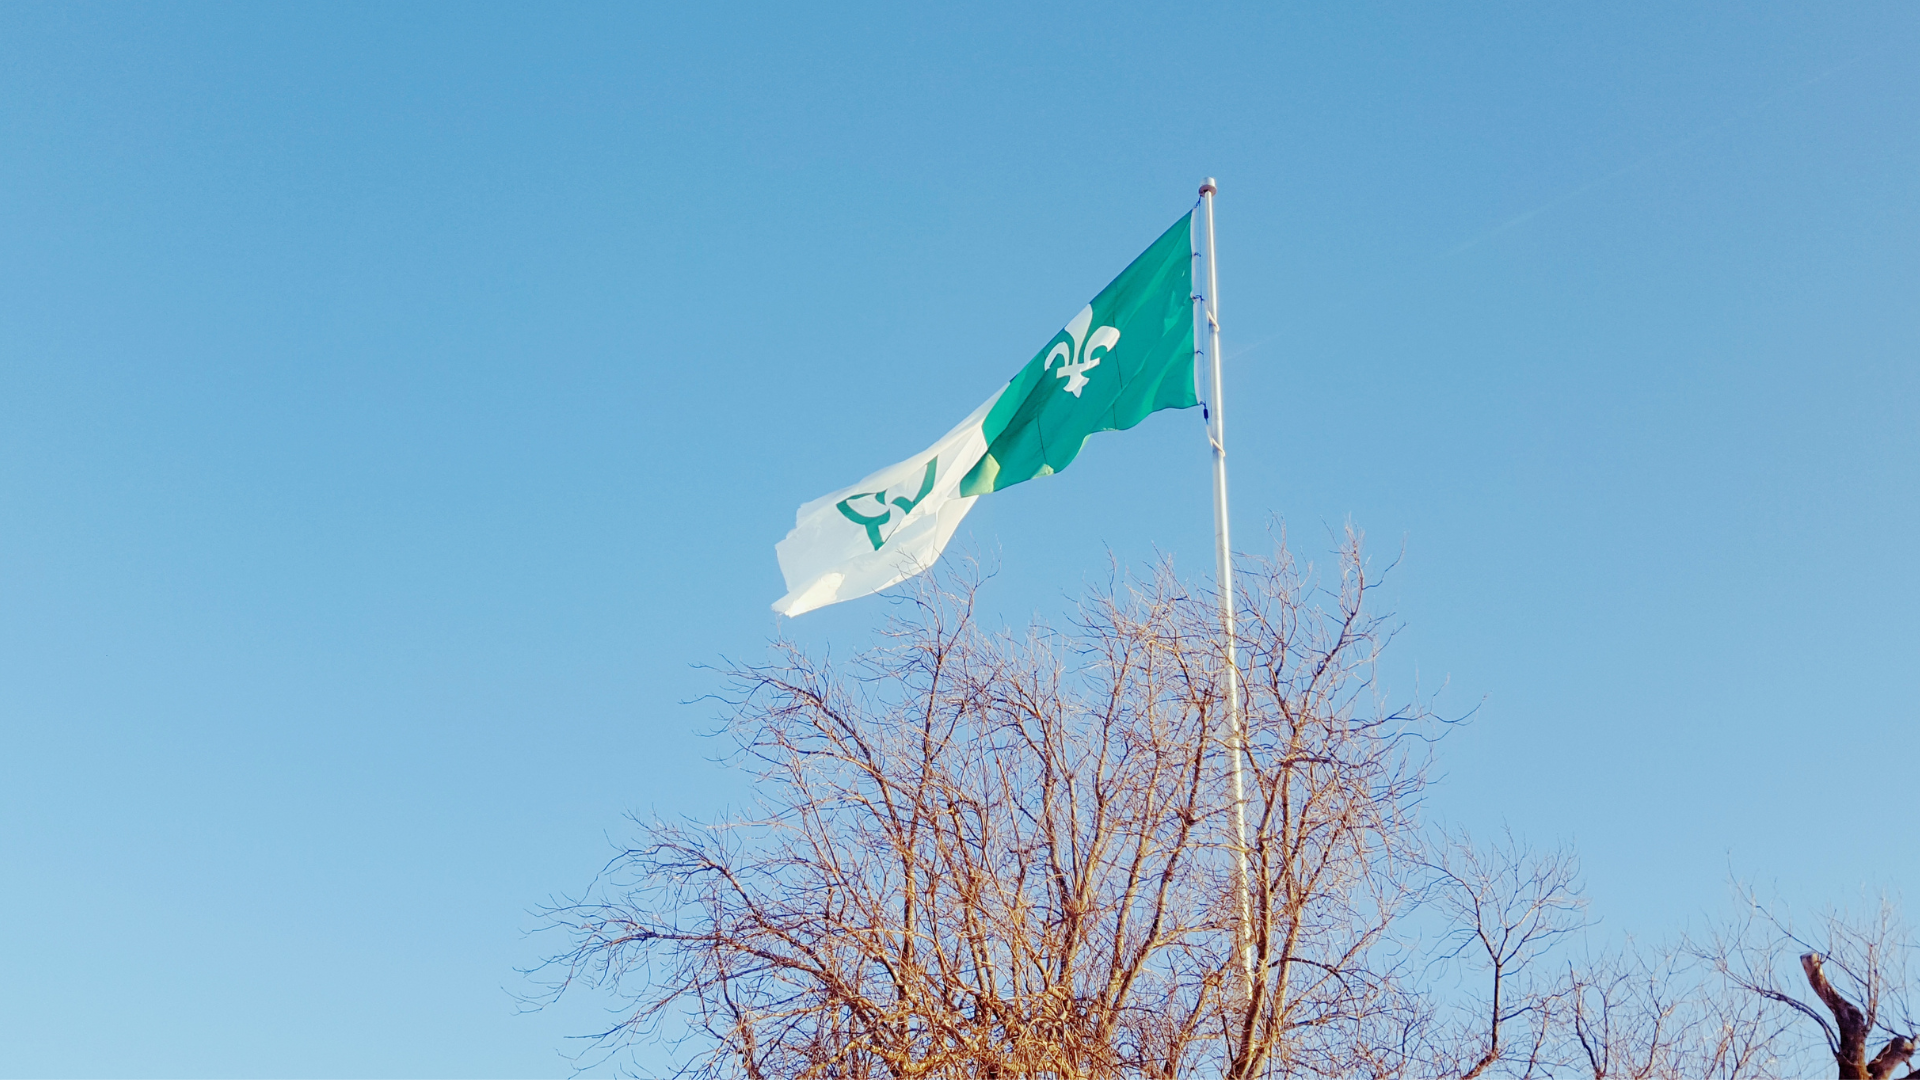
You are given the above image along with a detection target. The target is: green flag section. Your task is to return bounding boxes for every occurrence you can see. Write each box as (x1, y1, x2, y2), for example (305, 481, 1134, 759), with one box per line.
(960, 213, 1197, 495)
(773, 211, 1200, 617)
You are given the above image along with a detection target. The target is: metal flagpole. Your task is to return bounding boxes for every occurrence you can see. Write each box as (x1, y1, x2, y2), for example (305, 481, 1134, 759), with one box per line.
(1197, 177, 1255, 996)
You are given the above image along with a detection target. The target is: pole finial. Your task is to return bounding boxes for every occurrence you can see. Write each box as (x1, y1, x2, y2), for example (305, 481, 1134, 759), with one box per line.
(1199, 177, 1217, 196)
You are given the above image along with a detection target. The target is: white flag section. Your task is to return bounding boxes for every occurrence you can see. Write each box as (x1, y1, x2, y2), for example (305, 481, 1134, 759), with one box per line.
(772, 395, 995, 616)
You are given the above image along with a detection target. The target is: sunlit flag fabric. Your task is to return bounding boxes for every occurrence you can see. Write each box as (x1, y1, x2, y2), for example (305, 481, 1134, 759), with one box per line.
(772, 212, 1200, 616)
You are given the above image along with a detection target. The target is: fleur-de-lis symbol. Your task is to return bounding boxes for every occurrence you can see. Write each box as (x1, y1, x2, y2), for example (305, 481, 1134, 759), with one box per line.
(835, 458, 938, 550)
(1044, 305, 1120, 398)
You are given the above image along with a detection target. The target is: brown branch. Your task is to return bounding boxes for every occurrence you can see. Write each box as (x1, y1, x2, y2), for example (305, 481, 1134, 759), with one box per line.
(1806, 952, 1875, 1078)
(1869, 1035, 1914, 1080)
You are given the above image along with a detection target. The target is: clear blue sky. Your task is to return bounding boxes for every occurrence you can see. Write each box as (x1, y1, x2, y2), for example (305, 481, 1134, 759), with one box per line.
(2, 3, 1915, 1075)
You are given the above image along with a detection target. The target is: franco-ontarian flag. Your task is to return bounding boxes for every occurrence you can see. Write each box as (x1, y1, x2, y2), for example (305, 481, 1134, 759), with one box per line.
(773, 212, 1200, 616)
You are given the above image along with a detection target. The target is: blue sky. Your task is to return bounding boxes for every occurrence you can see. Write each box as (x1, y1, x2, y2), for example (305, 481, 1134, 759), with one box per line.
(2, 3, 1915, 1075)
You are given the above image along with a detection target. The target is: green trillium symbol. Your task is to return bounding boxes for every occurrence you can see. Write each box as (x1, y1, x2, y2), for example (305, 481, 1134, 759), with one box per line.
(836, 457, 938, 551)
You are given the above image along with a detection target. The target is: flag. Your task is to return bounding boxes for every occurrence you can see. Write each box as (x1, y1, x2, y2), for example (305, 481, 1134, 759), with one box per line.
(773, 211, 1199, 616)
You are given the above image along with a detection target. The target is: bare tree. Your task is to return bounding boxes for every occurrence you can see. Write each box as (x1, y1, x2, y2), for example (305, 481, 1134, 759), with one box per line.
(1421, 831, 1585, 1080)
(1698, 886, 1917, 1079)
(531, 536, 1451, 1078)
(529, 531, 1909, 1078)
(1561, 938, 1790, 1079)
(1566, 943, 1690, 1079)
(1215, 532, 1443, 1080)
(538, 571, 1221, 1077)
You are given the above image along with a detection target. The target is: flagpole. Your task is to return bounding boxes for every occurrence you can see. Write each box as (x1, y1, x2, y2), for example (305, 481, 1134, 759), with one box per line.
(1197, 177, 1255, 998)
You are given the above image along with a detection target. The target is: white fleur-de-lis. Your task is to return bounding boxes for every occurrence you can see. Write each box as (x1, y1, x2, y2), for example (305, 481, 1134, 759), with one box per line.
(1044, 305, 1120, 398)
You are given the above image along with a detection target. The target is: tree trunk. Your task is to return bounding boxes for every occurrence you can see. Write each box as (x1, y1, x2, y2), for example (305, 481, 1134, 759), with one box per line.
(1801, 952, 1914, 1080)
